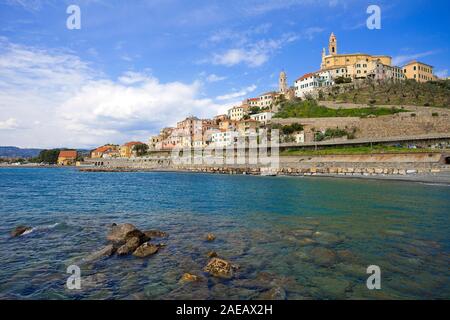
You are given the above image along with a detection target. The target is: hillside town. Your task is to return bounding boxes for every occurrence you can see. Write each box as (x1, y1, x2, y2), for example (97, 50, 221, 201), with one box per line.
(59, 33, 444, 163)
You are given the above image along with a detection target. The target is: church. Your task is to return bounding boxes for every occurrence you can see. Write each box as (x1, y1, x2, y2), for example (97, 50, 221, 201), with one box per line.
(320, 32, 392, 70)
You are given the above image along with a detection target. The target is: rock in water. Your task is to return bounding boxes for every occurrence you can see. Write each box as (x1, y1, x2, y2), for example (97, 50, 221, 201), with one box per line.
(206, 233, 216, 241)
(117, 237, 141, 256)
(11, 225, 32, 237)
(82, 244, 115, 263)
(258, 286, 286, 300)
(207, 251, 218, 258)
(204, 258, 234, 279)
(310, 247, 337, 267)
(107, 223, 143, 243)
(133, 242, 159, 258)
(180, 273, 201, 283)
(143, 230, 168, 238)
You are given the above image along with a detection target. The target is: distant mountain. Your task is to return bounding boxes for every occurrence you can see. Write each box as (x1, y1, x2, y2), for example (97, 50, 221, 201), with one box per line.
(0, 146, 43, 158)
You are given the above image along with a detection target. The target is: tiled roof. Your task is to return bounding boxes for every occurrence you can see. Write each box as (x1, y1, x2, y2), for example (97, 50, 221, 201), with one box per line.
(124, 141, 144, 147)
(58, 150, 77, 158)
(296, 73, 314, 81)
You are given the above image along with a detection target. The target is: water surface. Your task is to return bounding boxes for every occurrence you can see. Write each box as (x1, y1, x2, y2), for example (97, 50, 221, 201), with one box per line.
(0, 167, 448, 299)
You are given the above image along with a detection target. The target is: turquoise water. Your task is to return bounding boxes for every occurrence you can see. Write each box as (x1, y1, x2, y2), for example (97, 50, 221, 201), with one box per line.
(0, 167, 448, 300)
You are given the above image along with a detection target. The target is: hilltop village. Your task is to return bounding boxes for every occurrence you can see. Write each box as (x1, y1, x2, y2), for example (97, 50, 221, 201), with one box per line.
(50, 33, 449, 179)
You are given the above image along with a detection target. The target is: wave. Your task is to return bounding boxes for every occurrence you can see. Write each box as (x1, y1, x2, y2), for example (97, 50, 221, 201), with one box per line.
(20, 222, 60, 235)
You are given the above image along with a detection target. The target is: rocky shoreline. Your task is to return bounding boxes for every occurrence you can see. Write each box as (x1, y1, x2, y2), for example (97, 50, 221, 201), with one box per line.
(78, 166, 450, 184)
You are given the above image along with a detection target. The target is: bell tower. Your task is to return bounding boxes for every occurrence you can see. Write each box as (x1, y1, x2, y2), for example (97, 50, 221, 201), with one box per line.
(328, 32, 337, 55)
(279, 70, 287, 94)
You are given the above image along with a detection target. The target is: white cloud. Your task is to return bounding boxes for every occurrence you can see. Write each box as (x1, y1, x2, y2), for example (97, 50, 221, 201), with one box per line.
(210, 33, 298, 67)
(0, 39, 231, 148)
(216, 85, 257, 101)
(392, 51, 437, 66)
(0, 118, 18, 130)
(206, 74, 227, 82)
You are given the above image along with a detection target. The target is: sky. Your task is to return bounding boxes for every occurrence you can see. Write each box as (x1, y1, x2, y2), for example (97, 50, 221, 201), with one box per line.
(0, 0, 449, 149)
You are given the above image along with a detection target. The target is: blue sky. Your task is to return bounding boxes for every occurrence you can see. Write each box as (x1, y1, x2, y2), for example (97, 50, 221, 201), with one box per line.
(0, 0, 449, 148)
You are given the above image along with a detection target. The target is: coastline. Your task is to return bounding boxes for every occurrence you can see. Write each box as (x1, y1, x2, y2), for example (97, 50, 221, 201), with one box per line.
(76, 166, 450, 185)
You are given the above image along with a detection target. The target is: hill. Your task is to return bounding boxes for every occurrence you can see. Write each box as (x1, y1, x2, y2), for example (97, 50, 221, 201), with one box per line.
(0, 146, 43, 158)
(321, 79, 450, 108)
(274, 99, 405, 119)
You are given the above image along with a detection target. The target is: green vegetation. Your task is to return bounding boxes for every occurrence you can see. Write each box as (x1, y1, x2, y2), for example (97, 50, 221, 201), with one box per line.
(271, 123, 304, 135)
(315, 128, 355, 141)
(334, 76, 352, 84)
(31, 149, 61, 164)
(274, 99, 404, 118)
(280, 145, 439, 156)
(133, 143, 149, 157)
(324, 79, 450, 108)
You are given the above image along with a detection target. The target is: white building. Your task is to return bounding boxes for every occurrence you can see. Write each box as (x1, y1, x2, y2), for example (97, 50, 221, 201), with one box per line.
(211, 131, 239, 147)
(295, 73, 320, 98)
(228, 106, 245, 121)
(250, 112, 273, 124)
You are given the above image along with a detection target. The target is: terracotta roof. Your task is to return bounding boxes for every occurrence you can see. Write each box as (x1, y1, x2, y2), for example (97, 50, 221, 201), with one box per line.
(296, 72, 314, 81)
(58, 150, 77, 158)
(93, 146, 112, 153)
(124, 141, 144, 147)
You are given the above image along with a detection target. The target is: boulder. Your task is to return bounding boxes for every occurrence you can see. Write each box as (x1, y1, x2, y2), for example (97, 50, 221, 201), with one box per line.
(82, 244, 115, 263)
(117, 237, 141, 256)
(107, 223, 144, 243)
(206, 233, 216, 241)
(143, 230, 168, 239)
(11, 225, 32, 237)
(310, 247, 337, 267)
(204, 258, 234, 279)
(132, 242, 159, 258)
(180, 273, 202, 283)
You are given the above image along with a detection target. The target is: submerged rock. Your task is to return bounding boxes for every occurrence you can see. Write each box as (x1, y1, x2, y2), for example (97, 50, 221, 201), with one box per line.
(82, 244, 115, 263)
(206, 233, 216, 241)
(107, 223, 143, 243)
(117, 236, 141, 256)
(180, 273, 202, 283)
(133, 242, 159, 258)
(337, 249, 356, 262)
(257, 286, 286, 300)
(11, 225, 32, 237)
(143, 230, 168, 239)
(310, 247, 337, 267)
(204, 258, 234, 279)
(312, 231, 344, 246)
(297, 237, 316, 246)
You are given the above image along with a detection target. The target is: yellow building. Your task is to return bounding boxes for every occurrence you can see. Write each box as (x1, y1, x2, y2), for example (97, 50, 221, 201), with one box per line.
(402, 61, 435, 82)
(57, 150, 77, 166)
(119, 141, 144, 158)
(320, 33, 391, 70)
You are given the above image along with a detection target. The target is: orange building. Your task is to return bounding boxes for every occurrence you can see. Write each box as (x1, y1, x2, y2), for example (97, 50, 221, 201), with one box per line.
(120, 141, 145, 158)
(57, 150, 77, 166)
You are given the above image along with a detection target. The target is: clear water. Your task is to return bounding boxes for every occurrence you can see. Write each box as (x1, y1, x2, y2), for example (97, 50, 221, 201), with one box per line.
(0, 167, 448, 300)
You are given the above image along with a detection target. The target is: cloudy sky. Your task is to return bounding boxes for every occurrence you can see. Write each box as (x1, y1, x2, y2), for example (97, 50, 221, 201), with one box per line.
(0, 0, 449, 148)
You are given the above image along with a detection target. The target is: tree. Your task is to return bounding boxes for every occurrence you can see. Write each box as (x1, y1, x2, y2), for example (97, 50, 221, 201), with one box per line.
(133, 144, 149, 156)
(37, 149, 60, 164)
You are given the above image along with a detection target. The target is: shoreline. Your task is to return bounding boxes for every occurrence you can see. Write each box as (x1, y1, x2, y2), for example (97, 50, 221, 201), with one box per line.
(77, 166, 450, 185)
